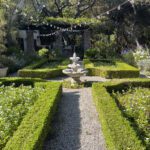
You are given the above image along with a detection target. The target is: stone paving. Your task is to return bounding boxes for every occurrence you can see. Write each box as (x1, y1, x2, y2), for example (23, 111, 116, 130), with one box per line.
(44, 88, 106, 150)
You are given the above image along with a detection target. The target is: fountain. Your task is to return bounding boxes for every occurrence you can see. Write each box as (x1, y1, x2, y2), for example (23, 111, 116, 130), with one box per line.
(63, 52, 88, 86)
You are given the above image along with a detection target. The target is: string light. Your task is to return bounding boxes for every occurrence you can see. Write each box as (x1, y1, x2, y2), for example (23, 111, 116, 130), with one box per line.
(129, 0, 134, 4)
(118, 5, 121, 10)
(96, 0, 136, 19)
(28, 0, 139, 37)
(14, 9, 19, 13)
(106, 11, 110, 15)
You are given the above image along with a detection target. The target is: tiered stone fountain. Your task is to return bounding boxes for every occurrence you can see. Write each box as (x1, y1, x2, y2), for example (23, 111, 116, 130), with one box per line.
(63, 52, 88, 86)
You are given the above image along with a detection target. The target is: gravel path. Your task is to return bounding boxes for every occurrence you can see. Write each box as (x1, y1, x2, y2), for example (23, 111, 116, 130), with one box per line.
(48, 76, 108, 82)
(44, 88, 106, 150)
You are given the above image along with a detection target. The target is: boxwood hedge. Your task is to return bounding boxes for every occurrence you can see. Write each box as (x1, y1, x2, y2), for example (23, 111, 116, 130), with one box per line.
(92, 79, 150, 150)
(0, 78, 62, 150)
(18, 59, 67, 79)
(84, 59, 140, 78)
(18, 68, 64, 79)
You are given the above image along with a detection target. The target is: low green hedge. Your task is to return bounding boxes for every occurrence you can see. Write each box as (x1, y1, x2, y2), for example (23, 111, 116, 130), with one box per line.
(0, 78, 62, 150)
(92, 79, 150, 150)
(18, 68, 64, 79)
(23, 58, 48, 69)
(18, 59, 67, 79)
(84, 59, 140, 78)
(0, 77, 45, 86)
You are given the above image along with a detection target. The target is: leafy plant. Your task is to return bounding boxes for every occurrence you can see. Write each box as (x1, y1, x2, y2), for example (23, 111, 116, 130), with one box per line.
(133, 48, 149, 62)
(113, 87, 150, 148)
(85, 48, 98, 59)
(121, 51, 137, 66)
(38, 48, 49, 58)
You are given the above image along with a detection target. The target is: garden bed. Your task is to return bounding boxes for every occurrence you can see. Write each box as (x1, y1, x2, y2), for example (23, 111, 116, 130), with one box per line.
(0, 78, 62, 150)
(92, 79, 150, 150)
(84, 59, 140, 78)
(18, 59, 69, 79)
(113, 87, 150, 148)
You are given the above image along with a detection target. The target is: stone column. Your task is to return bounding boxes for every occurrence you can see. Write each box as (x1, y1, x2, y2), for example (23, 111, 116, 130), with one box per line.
(83, 30, 91, 51)
(25, 30, 36, 56)
(53, 31, 63, 56)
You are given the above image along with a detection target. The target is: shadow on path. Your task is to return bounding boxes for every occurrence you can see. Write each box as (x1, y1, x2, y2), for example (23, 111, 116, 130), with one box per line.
(44, 89, 81, 150)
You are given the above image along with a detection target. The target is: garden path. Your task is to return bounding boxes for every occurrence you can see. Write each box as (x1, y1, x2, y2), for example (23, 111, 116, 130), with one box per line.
(44, 88, 106, 150)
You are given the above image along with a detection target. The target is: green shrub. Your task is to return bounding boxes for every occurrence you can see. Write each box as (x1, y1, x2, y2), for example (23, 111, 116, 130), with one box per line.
(85, 48, 98, 59)
(4, 81, 62, 150)
(18, 68, 64, 79)
(0, 77, 45, 87)
(38, 48, 49, 59)
(121, 51, 137, 66)
(92, 79, 150, 150)
(24, 58, 48, 69)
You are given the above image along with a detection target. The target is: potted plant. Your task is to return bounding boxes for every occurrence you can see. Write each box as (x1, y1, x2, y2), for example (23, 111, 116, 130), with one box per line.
(0, 63, 8, 77)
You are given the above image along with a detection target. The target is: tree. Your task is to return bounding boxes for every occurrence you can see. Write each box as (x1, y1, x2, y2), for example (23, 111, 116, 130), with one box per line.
(0, 1, 7, 54)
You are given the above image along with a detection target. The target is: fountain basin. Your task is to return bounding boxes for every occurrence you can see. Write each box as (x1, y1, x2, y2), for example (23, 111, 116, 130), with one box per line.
(62, 52, 88, 86)
(63, 69, 87, 78)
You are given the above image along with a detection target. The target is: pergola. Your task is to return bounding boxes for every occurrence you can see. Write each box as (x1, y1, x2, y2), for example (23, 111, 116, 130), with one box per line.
(18, 18, 100, 58)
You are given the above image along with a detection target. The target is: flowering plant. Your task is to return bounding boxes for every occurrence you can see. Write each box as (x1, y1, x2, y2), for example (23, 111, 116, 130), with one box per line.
(133, 48, 149, 62)
(113, 87, 150, 147)
(0, 85, 45, 149)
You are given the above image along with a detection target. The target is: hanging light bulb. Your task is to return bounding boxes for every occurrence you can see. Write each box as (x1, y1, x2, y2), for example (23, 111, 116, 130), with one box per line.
(22, 12, 27, 17)
(129, 0, 136, 14)
(30, 16, 33, 20)
(77, 1, 80, 6)
(5, 4, 9, 9)
(97, 15, 101, 19)
(106, 11, 110, 15)
(14, 9, 19, 13)
(118, 5, 121, 10)
(129, 0, 134, 4)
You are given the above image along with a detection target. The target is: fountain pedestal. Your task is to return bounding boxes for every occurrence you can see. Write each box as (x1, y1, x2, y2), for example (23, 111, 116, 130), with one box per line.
(71, 77, 81, 86)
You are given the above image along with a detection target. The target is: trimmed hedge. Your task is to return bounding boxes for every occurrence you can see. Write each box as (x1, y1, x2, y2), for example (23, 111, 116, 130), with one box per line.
(18, 68, 64, 79)
(84, 59, 140, 79)
(0, 77, 45, 86)
(0, 78, 62, 150)
(92, 79, 150, 150)
(23, 58, 48, 69)
(18, 59, 67, 79)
